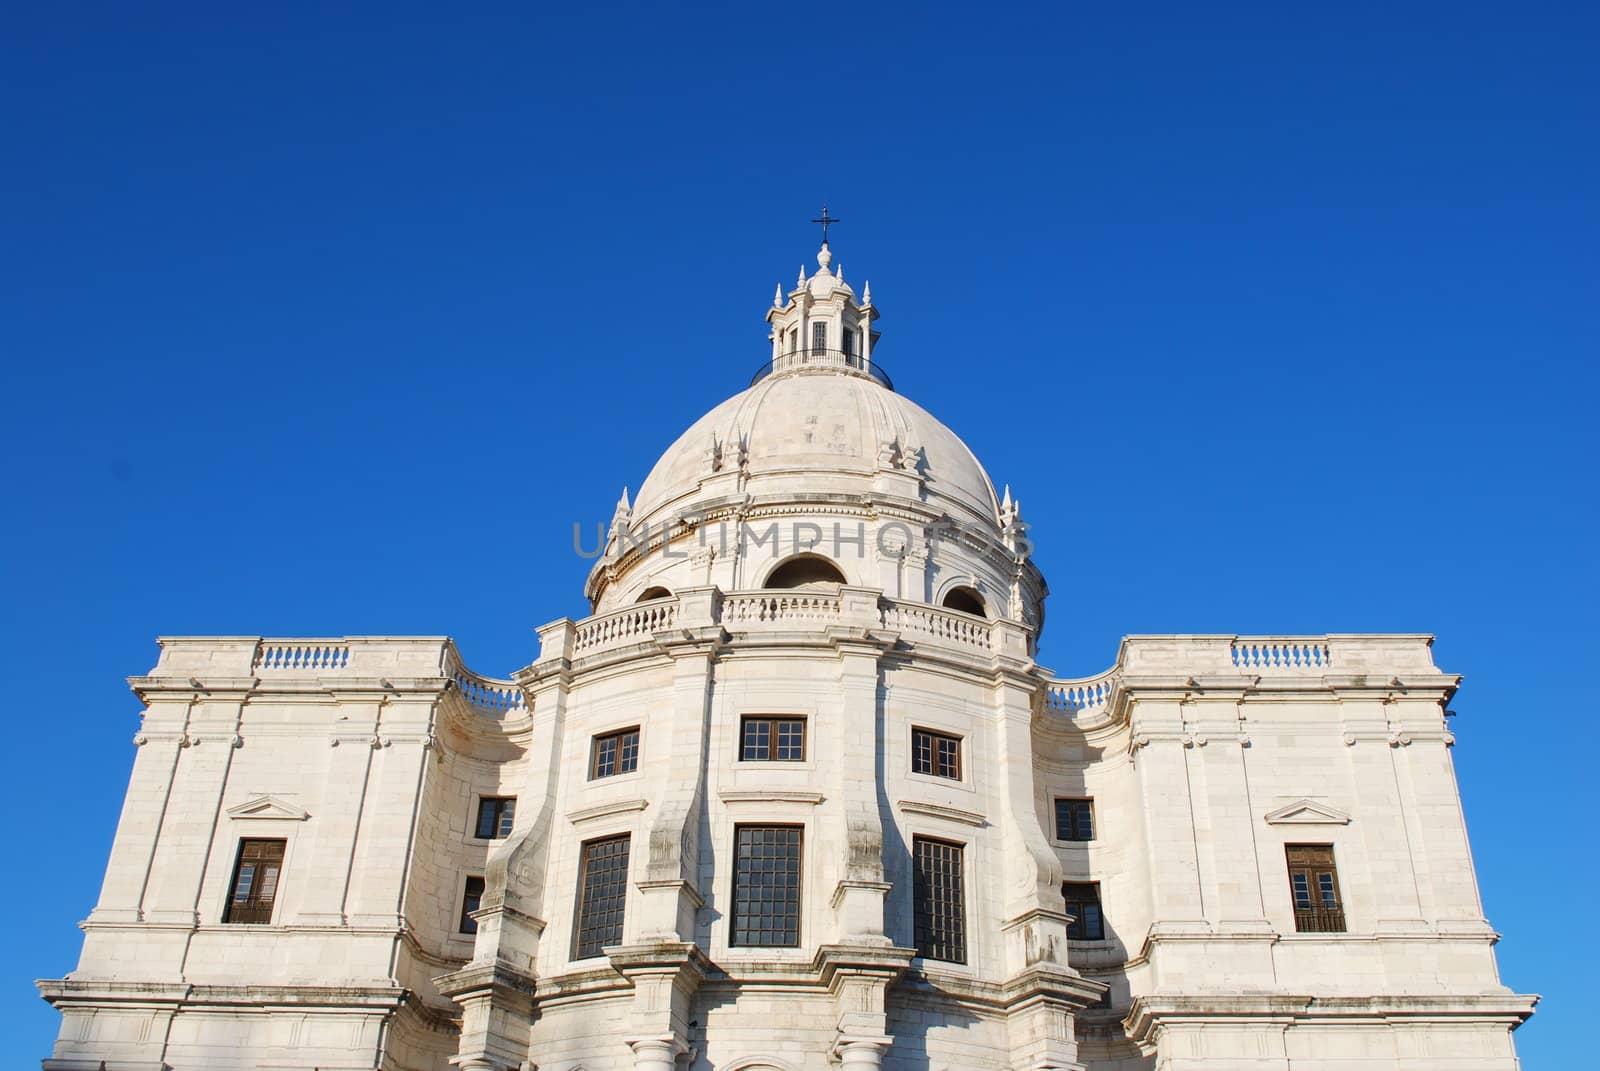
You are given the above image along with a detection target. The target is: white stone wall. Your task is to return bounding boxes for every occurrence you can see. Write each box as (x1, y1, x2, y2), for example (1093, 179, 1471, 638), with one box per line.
(41, 625, 1532, 1071)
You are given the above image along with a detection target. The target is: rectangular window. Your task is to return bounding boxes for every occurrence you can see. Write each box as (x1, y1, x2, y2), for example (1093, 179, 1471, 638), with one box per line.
(912, 837, 967, 963)
(731, 825, 803, 947)
(590, 727, 640, 779)
(459, 875, 485, 934)
(1063, 881, 1105, 940)
(474, 796, 516, 839)
(740, 716, 806, 762)
(574, 834, 631, 957)
(811, 321, 828, 352)
(912, 727, 962, 780)
(1054, 797, 1095, 842)
(224, 838, 286, 924)
(1286, 844, 1346, 932)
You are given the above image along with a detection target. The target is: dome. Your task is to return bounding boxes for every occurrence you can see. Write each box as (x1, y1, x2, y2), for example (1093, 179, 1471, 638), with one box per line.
(630, 369, 1001, 529)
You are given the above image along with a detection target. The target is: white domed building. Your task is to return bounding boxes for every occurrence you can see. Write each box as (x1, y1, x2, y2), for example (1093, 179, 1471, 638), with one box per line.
(40, 241, 1534, 1071)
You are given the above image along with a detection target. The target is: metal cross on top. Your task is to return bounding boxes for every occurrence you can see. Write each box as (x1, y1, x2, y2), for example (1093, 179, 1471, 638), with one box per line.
(811, 204, 841, 245)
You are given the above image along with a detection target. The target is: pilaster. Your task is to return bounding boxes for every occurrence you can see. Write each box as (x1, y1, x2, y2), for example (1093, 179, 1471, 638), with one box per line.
(143, 693, 245, 929)
(1337, 692, 1428, 931)
(828, 590, 896, 945)
(293, 695, 383, 925)
(992, 656, 1067, 961)
(86, 695, 192, 926)
(636, 586, 722, 940)
(609, 941, 712, 1070)
(345, 696, 437, 929)
(817, 944, 915, 1069)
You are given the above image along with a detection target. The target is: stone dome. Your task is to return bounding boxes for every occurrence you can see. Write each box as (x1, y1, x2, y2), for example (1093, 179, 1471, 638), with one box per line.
(630, 368, 1002, 529)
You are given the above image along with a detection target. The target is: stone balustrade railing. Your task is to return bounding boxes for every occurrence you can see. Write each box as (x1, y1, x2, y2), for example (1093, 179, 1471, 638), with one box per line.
(572, 598, 678, 656)
(1231, 637, 1332, 672)
(1044, 670, 1120, 715)
(147, 638, 526, 715)
(722, 590, 843, 625)
(255, 640, 351, 672)
(879, 602, 991, 653)
(540, 588, 1010, 664)
(1041, 634, 1443, 720)
(444, 656, 527, 714)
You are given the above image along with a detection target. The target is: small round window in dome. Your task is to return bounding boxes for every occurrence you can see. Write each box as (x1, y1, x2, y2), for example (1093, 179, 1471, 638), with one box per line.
(763, 555, 847, 589)
(941, 586, 986, 618)
(636, 586, 673, 602)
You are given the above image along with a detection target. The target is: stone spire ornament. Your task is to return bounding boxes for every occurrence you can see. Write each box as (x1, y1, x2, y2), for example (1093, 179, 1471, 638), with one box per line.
(607, 487, 633, 545)
(773, 284, 783, 308)
(863, 280, 872, 304)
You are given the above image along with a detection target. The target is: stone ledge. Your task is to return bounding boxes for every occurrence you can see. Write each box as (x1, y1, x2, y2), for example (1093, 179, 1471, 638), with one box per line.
(1124, 991, 1541, 1042)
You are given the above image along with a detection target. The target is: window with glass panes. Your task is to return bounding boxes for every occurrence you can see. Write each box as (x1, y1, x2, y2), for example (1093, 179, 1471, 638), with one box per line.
(459, 876, 485, 934)
(912, 727, 961, 780)
(475, 796, 516, 839)
(1286, 844, 1345, 932)
(224, 839, 285, 924)
(590, 727, 640, 779)
(1054, 798, 1094, 842)
(912, 837, 967, 963)
(731, 826, 803, 947)
(811, 321, 828, 352)
(574, 834, 631, 957)
(741, 716, 806, 761)
(1063, 882, 1105, 940)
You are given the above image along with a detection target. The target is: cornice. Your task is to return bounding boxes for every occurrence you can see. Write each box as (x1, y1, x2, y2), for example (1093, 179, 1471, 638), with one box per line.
(1124, 992, 1539, 1042)
(895, 799, 987, 827)
(719, 790, 825, 806)
(567, 798, 650, 824)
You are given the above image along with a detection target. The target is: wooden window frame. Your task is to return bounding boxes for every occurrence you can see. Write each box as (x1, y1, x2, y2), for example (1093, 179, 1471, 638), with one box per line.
(224, 838, 286, 925)
(911, 727, 963, 781)
(458, 875, 485, 935)
(912, 836, 968, 964)
(1286, 843, 1346, 933)
(1063, 881, 1105, 941)
(474, 796, 517, 840)
(589, 726, 641, 780)
(730, 824, 804, 948)
(1054, 797, 1095, 842)
(573, 833, 632, 959)
(739, 715, 807, 762)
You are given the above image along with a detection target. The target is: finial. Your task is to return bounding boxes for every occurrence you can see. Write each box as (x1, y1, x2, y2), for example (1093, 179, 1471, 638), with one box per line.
(1002, 485, 1013, 511)
(810, 203, 841, 246)
(863, 280, 872, 304)
(836, 264, 843, 282)
(817, 244, 833, 272)
(773, 284, 783, 308)
(798, 265, 806, 287)
(617, 486, 631, 511)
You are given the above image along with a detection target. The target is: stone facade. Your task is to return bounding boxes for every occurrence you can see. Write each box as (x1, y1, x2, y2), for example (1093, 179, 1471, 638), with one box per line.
(39, 243, 1535, 1070)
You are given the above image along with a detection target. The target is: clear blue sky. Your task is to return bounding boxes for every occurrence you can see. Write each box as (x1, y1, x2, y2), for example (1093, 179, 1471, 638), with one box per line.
(2, 2, 1594, 1064)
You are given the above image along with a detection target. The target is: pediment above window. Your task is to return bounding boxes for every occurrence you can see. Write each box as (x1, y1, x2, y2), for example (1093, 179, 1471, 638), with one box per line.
(1264, 798, 1350, 825)
(225, 795, 310, 821)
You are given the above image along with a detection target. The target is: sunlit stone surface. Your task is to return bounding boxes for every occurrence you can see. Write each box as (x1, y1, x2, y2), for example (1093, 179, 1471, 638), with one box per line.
(38, 242, 1534, 1070)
